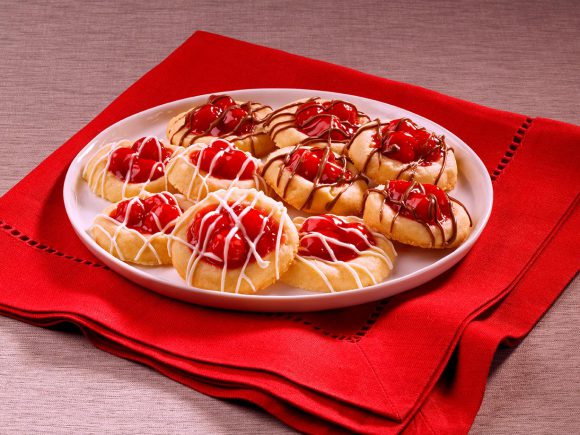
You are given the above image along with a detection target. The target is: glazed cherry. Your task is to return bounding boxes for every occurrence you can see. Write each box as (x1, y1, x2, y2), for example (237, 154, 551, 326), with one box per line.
(294, 100, 363, 140)
(187, 95, 255, 137)
(220, 107, 248, 132)
(210, 95, 236, 111)
(111, 199, 145, 227)
(385, 180, 452, 224)
(381, 131, 417, 163)
(295, 102, 325, 126)
(190, 104, 221, 134)
(299, 215, 376, 262)
(108, 137, 172, 183)
(132, 137, 172, 161)
(286, 148, 352, 184)
(375, 119, 443, 164)
(110, 193, 180, 234)
(187, 203, 279, 269)
(190, 139, 257, 180)
(325, 101, 358, 124)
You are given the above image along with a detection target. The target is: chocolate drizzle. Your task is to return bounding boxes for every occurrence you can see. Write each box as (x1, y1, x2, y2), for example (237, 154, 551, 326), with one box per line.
(262, 139, 368, 213)
(264, 97, 369, 143)
(347, 119, 452, 185)
(169, 95, 271, 155)
(363, 181, 472, 248)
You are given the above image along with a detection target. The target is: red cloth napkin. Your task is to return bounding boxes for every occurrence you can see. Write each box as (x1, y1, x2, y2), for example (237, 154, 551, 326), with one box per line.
(1, 31, 578, 433)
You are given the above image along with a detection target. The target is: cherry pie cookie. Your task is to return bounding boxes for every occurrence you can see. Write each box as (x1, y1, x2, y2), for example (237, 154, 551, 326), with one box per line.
(167, 94, 275, 157)
(90, 192, 186, 265)
(265, 97, 370, 150)
(83, 137, 176, 202)
(166, 139, 262, 202)
(348, 118, 457, 190)
(363, 180, 472, 249)
(261, 143, 369, 215)
(281, 215, 396, 292)
(170, 188, 299, 294)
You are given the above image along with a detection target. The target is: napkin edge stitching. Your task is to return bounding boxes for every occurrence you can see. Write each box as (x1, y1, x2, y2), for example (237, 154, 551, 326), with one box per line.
(262, 299, 390, 342)
(0, 220, 109, 270)
(490, 117, 533, 181)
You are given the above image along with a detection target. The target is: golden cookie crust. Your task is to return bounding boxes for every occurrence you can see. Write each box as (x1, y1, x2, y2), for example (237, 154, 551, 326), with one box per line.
(170, 188, 299, 294)
(166, 100, 275, 157)
(348, 120, 457, 191)
(82, 139, 177, 203)
(281, 216, 397, 292)
(265, 97, 370, 149)
(362, 186, 472, 249)
(90, 193, 184, 266)
(261, 144, 369, 216)
(166, 140, 261, 202)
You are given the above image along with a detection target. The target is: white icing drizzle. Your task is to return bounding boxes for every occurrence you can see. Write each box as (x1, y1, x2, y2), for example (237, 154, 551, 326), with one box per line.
(84, 136, 171, 200)
(172, 188, 289, 294)
(90, 192, 182, 264)
(294, 215, 396, 292)
(165, 138, 264, 201)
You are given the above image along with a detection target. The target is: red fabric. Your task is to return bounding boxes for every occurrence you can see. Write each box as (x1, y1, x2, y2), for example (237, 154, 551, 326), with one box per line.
(0, 31, 578, 433)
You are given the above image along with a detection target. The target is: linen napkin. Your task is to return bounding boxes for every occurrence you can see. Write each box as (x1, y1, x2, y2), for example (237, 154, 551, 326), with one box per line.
(0, 31, 578, 434)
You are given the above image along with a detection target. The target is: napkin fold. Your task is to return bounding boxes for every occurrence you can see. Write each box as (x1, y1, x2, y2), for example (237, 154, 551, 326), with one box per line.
(0, 31, 578, 434)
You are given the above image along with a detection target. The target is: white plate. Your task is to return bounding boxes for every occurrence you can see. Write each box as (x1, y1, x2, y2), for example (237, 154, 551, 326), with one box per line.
(64, 88, 493, 312)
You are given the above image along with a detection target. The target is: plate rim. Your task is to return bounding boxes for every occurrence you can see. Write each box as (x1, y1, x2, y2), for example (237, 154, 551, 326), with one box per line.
(63, 88, 493, 310)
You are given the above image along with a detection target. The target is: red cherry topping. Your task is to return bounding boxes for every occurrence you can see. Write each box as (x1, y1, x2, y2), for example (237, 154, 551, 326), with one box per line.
(220, 107, 249, 132)
(111, 199, 145, 228)
(189, 104, 221, 135)
(186, 95, 256, 137)
(294, 100, 364, 141)
(384, 180, 452, 224)
(325, 101, 358, 124)
(110, 193, 181, 234)
(187, 203, 279, 269)
(108, 137, 172, 184)
(190, 140, 257, 180)
(298, 215, 376, 262)
(286, 148, 352, 184)
(382, 131, 417, 163)
(294, 102, 324, 126)
(374, 119, 444, 164)
(209, 95, 236, 111)
(132, 137, 172, 161)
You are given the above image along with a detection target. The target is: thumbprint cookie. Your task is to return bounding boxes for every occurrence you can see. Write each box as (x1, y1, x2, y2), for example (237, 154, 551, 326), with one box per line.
(90, 192, 186, 265)
(281, 215, 396, 292)
(265, 97, 370, 150)
(261, 143, 369, 216)
(348, 118, 457, 191)
(167, 94, 275, 157)
(170, 188, 299, 294)
(363, 180, 472, 249)
(83, 137, 177, 203)
(166, 139, 262, 202)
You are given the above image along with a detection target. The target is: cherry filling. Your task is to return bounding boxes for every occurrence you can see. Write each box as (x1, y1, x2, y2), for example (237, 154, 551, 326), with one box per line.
(187, 203, 279, 269)
(298, 215, 376, 262)
(294, 100, 363, 141)
(373, 118, 444, 164)
(384, 180, 452, 225)
(189, 139, 257, 180)
(110, 193, 181, 234)
(186, 95, 255, 137)
(286, 148, 353, 184)
(108, 137, 172, 183)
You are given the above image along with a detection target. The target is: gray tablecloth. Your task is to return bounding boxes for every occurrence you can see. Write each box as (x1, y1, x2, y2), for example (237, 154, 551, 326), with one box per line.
(1, 0, 578, 433)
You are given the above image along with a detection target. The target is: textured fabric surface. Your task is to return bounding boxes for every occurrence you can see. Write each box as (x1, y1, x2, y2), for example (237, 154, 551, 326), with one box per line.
(0, 1, 578, 434)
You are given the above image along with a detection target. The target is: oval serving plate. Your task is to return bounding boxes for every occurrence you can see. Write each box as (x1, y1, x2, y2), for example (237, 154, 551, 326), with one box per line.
(64, 88, 493, 312)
